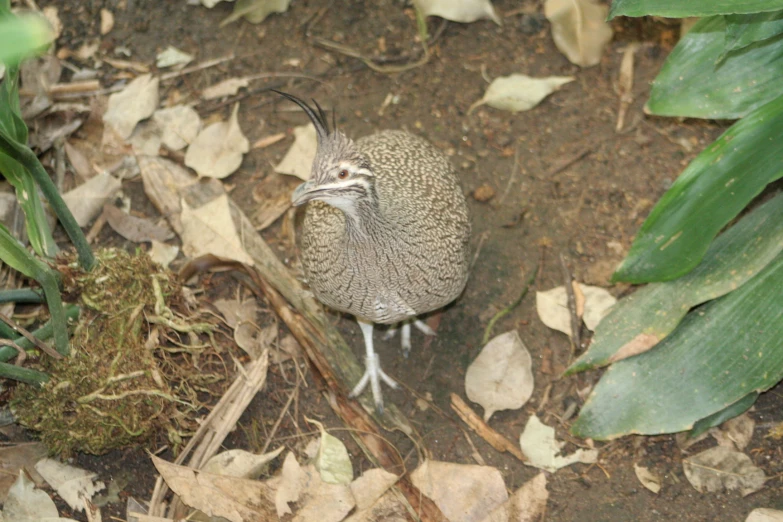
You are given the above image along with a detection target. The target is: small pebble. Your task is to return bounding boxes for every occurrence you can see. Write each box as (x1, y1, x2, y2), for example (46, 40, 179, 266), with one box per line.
(472, 184, 496, 202)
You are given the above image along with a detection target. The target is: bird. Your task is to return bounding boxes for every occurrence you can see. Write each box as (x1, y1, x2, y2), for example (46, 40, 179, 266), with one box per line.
(277, 91, 471, 412)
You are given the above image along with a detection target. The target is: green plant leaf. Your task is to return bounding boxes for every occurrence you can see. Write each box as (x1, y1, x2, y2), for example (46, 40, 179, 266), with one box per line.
(0, 13, 53, 68)
(646, 17, 783, 119)
(725, 10, 783, 54)
(614, 93, 783, 283)
(568, 192, 783, 374)
(689, 392, 757, 438)
(572, 253, 783, 440)
(609, 0, 783, 19)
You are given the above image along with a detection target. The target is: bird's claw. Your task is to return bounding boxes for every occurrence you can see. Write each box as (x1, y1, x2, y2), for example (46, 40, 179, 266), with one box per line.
(349, 353, 397, 413)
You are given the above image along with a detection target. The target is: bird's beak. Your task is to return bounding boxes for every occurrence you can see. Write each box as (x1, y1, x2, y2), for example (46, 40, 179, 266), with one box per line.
(291, 180, 317, 206)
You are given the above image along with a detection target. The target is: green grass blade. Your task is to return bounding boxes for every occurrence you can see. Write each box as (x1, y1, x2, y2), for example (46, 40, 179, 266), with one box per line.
(572, 253, 783, 440)
(614, 93, 783, 283)
(725, 10, 783, 54)
(646, 17, 783, 119)
(568, 192, 783, 374)
(609, 0, 783, 19)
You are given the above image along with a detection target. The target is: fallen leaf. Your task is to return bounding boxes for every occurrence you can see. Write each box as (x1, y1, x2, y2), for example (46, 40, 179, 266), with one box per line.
(179, 194, 255, 265)
(103, 74, 160, 139)
(20, 55, 61, 119)
(185, 103, 249, 178)
(536, 283, 616, 336)
(221, 0, 292, 26)
(308, 418, 354, 485)
(344, 488, 408, 522)
(410, 460, 507, 522)
(138, 156, 198, 235)
(413, 0, 501, 25)
(274, 123, 317, 180)
(683, 446, 766, 496)
(156, 46, 194, 68)
(42, 6, 63, 39)
(214, 297, 259, 328)
(747, 509, 783, 522)
(35, 458, 106, 512)
(1, 471, 61, 520)
(152, 105, 202, 151)
(100, 8, 114, 35)
(616, 43, 639, 131)
(468, 74, 574, 114)
(633, 464, 661, 494)
(128, 120, 162, 155)
(710, 413, 755, 451)
(148, 240, 179, 268)
(0, 443, 48, 503)
(251, 173, 299, 230)
(65, 141, 95, 179)
(275, 452, 305, 518)
(103, 203, 174, 243)
(349, 468, 399, 511)
(519, 415, 598, 472)
(62, 171, 122, 226)
(202, 77, 250, 100)
(544, 0, 613, 67)
(465, 330, 534, 422)
(480, 473, 548, 522)
(235, 323, 276, 359)
(203, 447, 285, 479)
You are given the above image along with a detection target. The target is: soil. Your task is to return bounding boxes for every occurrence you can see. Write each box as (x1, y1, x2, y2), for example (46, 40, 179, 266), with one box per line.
(6, 0, 783, 521)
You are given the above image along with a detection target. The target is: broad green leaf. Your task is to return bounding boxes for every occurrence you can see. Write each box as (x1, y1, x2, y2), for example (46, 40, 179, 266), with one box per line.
(572, 253, 783, 440)
(609, 0, 783, 19)
(725, 10, 783, 54)
(0, 221, 47, 280)
(614, 93, 783, 283)
(689, 392, 757, 438)
(646, 17, 783, 119)
(568, 192, 783, 374)
(0, 14, 53, 67)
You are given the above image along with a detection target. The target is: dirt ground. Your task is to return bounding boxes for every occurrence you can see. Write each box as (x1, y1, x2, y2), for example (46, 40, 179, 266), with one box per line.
(10, 0, 783, 520)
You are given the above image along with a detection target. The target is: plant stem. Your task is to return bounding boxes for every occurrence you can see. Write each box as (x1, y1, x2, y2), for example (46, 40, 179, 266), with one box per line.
(0, 288, 44, 303)
(482, 264, 539, 346)
(0, 132, 95, 270)
(0, 304, 79, 362)
(0, 361, 48, 385)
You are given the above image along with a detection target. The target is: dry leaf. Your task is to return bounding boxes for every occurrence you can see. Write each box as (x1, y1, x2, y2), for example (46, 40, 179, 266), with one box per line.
(465, 330, 534, 422)
(128, 120, 161, 155)
(148, 240, 179, 268)
(633, 464, 661, 494)
(747, 509, 783, 522)
(519, 415, 598, 472)
(156, 46, 194, 68)
(35, 458, 106, 512)
(62, 171, 122, 226)
(275, 452, 305, 517)
(413, 0, 501, 25)
(410, 460, 507, 522)
(1, 471, 60, 520)
(480, 473, 548, 522)
(0, 443, 48, 503)
(349, 468, 399, 511)
(65, 141, 95, 179)
(468, 74, 574, 114)
(180, 194, 254, 265)
(202, 447, 285, 479)
(100, 8, 114, 35)
(214, 297, 259, 328)
(710, 413, 755, 451)
(344, 489, 407, 522)
(103, 74, 159, 139)
(202, 77, 250, 100)
(683, 446, 766, 496)
(151, 456, 277, 522)
(616, 43, 640, 132)
(544, 0, 613, 67)
(274, 123, 317, 180)
(221, 0, 292, 26)
(103, 203, 174, 243)
(308, 418, 354, 485)
(153, 105, 202, 150)
(42, 6, 63, 39)
(251, 173, 299, 230)
(138, 156, 198, 235)
(185, 103, 249, 178)
(536, 283, 616, 336)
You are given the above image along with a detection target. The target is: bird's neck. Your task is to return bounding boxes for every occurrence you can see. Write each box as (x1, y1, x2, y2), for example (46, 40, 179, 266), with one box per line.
(342, 196, 396, 242)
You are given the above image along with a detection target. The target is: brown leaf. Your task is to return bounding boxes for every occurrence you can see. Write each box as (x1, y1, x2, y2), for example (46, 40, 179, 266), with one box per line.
(251, 174, 299, 231)
(683, 446, 766, 496)
(103, 203, 174, 243)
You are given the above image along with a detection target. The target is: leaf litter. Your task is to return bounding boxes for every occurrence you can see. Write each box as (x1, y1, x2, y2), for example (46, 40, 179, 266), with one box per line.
(544, 0, 613, 67)
(469, 74, 574, 114)
(184, 103, 249, 178)
(519, 415, 599, 472)
(683, 446, 766, 496)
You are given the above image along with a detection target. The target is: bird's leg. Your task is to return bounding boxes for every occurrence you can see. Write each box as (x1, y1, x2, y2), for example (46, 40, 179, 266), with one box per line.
(382, 318, 437, 358)
(350, 319, 398, 412)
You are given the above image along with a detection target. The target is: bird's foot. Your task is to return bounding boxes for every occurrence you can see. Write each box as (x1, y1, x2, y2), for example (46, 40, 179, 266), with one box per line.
(349, 352, 398, 413)
(413, 319, 436, 336)
(383, 319, 437, 359)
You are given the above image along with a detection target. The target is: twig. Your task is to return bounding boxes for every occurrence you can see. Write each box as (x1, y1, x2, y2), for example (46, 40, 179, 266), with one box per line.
(470, 230, 489, 273)
(560, 254, 581, 355)
(261, 381, 300, 454)
(496, 142, 521, 207)
(545, 146, 595, 177)
(0, 311, 62, 360)
(159, 54, 236, 82)
(482, 263, 538, 345)
(450, 393, 527, 462)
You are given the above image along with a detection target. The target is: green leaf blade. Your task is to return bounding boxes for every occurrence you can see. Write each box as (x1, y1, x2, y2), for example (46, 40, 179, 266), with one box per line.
(572, 253, 783, 440)
(609, 0, 783, 19)
(614, 93, 783, 283)
(725, 10, 783, 54)
(0, 13, 54, 68)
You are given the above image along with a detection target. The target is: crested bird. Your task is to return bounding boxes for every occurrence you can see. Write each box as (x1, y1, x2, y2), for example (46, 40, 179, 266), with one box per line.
(279, 91, 471, 411)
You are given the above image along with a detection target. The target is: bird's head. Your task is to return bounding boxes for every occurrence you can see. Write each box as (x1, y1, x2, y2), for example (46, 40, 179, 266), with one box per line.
(275, 91, 375, 216)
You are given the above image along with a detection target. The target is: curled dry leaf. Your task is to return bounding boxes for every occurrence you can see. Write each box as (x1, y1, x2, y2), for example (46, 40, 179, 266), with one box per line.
(469, 74, 574, 114)
(35, 458, 106, 512)
(710, 413, 755, 451)
(274, 123, 317, 180)
(103, 203, 174, 243)
(480, 473, 548, 522)
(100, 8, 114, 35)
(221, 0, 292, 26)
(536, 283, 616, 336)
(64, 141, 95, 179)
(307, 418, 354, 485)
(148, 240, 179, 268)
(633, 464, 661, 494)
(202, 77, 250, 100)
(153, 105, 202, 150)
(683, 446, 766, 496)
(544, 0, 613, 67)
(156, 46, 194, 68)
(410, 460, 507, 522)
(128, 120, 161, 155)
(185, 103, 249, 178)
(519, 415, 598, 472)
(179, 194, 255, 265)
(413, 0, 501, 24)
(2, 471, 60, 520)
(62, 171, 122, 226)
(0, 443, 48, 503)
(465, 330, 534, 422)
(202, 447, 285, 479)
(103, 74, 159, 140)
(349, 468, 399, 512)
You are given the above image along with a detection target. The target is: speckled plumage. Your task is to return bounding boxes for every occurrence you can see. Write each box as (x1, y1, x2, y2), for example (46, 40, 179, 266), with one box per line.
(300, 130, 471, 325)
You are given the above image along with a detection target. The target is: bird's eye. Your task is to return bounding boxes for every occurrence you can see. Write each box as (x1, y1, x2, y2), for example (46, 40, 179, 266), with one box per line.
(337, 170, 349, 179)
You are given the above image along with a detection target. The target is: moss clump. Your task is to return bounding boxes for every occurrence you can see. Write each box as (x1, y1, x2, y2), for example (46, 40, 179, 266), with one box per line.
(11, 248, 206, 456)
